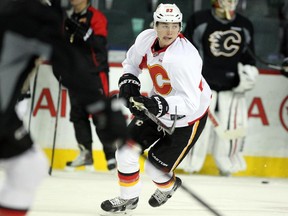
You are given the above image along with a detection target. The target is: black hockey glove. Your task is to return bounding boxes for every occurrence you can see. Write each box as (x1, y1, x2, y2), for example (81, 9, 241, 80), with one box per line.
(118, 73, 141, 107)
(65, 18, 93, 42)
(129, 95, 169, 119)
(87, 98, 127, 148)
(18, 91, 31, 102)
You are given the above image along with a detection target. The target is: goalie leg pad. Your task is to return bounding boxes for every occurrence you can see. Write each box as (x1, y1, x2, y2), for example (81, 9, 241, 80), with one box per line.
(230, 93, 247, 172)
(212, 91, 247, 174)
(183, 91, 218, 172)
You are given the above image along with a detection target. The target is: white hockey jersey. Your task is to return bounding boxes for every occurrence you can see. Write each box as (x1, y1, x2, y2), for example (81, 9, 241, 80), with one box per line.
(122, 29, 211, 127)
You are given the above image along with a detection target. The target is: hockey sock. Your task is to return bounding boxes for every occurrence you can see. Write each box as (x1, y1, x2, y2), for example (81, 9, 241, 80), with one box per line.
(0, 206, 27, 216)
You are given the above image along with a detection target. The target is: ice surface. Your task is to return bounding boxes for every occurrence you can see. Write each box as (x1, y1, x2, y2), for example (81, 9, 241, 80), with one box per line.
(1, 170, 288, 216)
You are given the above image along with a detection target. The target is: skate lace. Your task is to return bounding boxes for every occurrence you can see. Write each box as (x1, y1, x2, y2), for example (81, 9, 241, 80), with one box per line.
(152, 189, 168, 203)
(110, 197, 125, 206)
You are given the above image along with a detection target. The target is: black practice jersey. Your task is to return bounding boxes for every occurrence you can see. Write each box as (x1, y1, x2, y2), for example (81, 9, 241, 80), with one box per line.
(64, 6, 109, 77)
(184, 9, 256, 91)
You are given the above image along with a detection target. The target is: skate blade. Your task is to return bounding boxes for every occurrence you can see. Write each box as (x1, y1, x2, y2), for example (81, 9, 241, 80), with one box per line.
(107, 168, 117, 175)
(99, 210, 134, 216)
(85, 165, 95, 172)
(64, 165, 95, 172)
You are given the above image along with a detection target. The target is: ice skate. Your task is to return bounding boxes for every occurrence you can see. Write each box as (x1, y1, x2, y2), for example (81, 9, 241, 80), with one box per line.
(107, 158, 117, 172)
(101, 196, 139, 214)
(219, 170, 231, 177)
(65, 146, 94, 172)
(148, 177, 182, 207)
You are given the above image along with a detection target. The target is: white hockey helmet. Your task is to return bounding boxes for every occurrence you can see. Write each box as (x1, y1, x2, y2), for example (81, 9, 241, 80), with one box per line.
(153, 3, 182, 24)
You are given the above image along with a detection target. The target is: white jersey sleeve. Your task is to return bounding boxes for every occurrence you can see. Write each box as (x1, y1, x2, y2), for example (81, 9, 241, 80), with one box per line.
(122, 29, 156, 77)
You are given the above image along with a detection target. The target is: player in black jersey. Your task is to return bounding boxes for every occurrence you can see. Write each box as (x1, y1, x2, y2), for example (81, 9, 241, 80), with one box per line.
(64, 0, 116, 171)
(0, 1, 126, 215)
(183, 0, 259, 176)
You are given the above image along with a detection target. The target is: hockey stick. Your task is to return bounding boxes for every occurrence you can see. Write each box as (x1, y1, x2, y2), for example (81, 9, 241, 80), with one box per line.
(106, 99, 224, 215)
(208, 109, 245, 139)
(129, 97, 177, 135)
(180, 183, 224, 216)
(49, 78, 62, 176)
(246, 46, 288, 75)
(27, 64, 40, 132)
(126, 143, 224, 216)
(130, 97, 243, 139)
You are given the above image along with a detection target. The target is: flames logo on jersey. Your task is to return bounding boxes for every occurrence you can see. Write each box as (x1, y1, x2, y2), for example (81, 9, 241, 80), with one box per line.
(209, 30, 241, 57)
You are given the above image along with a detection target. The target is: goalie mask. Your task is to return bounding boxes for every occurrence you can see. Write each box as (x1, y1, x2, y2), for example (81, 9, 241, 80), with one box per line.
(153, 3, 182, 29)
(211, 0, 239, 20)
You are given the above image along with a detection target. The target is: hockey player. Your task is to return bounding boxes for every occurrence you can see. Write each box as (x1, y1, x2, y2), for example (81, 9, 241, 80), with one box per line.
(64, 0, 116, 171)
(100, 3, 211, 213)
(0, 0, 126, 215)
(183, 0, 259, 175)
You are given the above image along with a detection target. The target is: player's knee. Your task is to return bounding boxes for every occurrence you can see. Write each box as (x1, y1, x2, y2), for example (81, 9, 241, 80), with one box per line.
(115, 145, 139, 172)
(145, 160, 162, 179)
(145, 161, 172, 183)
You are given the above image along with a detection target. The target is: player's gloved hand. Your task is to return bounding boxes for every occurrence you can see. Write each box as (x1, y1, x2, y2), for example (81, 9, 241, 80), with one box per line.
(15, 90, 31, 121)
(65, 18, 93, 42)
(233, 63, 259, 93)
(118, 73, 141, 107)
(18, 91, 31, 102)
(129, 95, 169, 119)
(129, 97, 147, 120)
(86, 97, 127, 147)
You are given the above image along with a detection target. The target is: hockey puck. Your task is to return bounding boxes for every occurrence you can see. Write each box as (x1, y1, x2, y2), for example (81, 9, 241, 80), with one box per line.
(261, 181, 269, 184)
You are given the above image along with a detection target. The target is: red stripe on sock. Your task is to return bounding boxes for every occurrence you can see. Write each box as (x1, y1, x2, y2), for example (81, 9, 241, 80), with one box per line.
(118, 170, 140, 183)
(0, 207, 27, 216)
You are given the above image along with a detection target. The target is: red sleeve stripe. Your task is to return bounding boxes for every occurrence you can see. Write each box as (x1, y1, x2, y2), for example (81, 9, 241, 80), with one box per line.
(139, 54, 147, 70)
